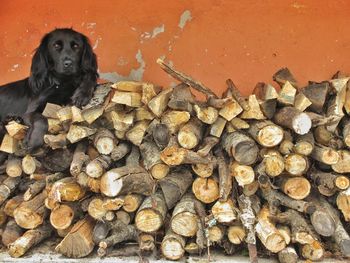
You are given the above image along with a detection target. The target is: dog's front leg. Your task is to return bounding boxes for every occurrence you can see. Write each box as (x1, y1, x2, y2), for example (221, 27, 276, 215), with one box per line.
(71, 75, 96, 108)
(22, 112, 48, 153)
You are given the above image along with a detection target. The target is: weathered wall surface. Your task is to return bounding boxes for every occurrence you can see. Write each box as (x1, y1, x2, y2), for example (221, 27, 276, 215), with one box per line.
(1, 0, 350, 95)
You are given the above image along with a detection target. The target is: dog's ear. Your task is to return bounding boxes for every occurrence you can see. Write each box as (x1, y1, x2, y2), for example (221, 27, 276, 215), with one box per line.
(81, 35, 98, 81)
(29, 33, 51, 95)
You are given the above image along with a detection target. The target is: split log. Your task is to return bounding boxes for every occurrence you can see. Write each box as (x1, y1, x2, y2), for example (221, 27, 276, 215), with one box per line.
(192, 177, 220, 204)
(2, 219, 24, 247)
(248, 120, 284, 147)
(66, 125, 97, 144)
(70, 141, 89, 177)
(171, 193, 199, 237)
(230, 162, 255, 186)
(159, 168, 193, 209)
(226, 79, 250, 111)
(0, 133, 19, 153)
(168, 83, 195, 112)
(112, 80, 143, 92)
(210, 117, 227, 138)
(300, 82, 329, 114)
(218, 99, 243, 121)
(135, 191, 167, 233)
(152, 123, 170, 149)
(23, 179, 46, 201)
(240, 95, 265, 120)
(222, 131, 259, 165)
(107, 110, 134, 132)
(100, 166, 154, 197)
(71, 105, 84, 123)
(42, 103, 61, 118)
(284, 153, 309, 176)
(5, 120, 28, 140)
(148, 87, 173, 117)
(275, 107, 311, 137)
(277, 81, 296, 106)
(140, 140, 169, 179)
(337, 188, 350, 221)
(55, 216, 95, 258)
(8, 223, 52, 258)
(111, 90, 142, 107)
(273, 67, 298, 87)
(126, 120, 149, 146)
(193, 104, 218, 124)
(211, 199, 237, 223)
(13, 191, 47, 229)
(294, 92, 312, 112)
(6, 158, 22, 177)
(86, 155, 112, 178)
(255, 206, 286, 253)
(161, 229, 186, 260)
(178, 117, 203, 149)
(161, 110, 191, 134)
(93, 128, 116, 155)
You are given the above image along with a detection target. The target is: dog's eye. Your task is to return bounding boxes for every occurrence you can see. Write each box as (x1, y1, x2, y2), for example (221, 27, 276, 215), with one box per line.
(53, 42, 62, 50)
(72, 43, 79, 50)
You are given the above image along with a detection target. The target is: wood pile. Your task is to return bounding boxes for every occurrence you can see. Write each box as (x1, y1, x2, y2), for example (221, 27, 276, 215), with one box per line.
(0, 59, 350, 263)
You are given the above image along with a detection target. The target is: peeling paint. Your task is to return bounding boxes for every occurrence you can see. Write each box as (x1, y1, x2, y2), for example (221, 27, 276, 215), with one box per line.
(99, 49, 145, 82)
(10, 64, 19, 72)
(140, 24, 165, 43)
(178, 10, 192, 29)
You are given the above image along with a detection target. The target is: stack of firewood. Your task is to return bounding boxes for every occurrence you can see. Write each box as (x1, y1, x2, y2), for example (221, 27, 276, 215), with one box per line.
(0, 58, 350, 263)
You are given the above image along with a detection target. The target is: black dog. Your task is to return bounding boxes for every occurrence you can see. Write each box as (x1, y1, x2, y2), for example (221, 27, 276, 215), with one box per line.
(0, 28, 98, 153)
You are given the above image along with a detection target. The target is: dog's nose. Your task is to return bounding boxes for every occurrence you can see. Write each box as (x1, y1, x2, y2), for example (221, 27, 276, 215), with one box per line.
(63, 60, 73, 68)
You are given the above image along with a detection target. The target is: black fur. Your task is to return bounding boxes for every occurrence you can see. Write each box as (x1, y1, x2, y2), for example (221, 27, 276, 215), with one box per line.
(0, 28, 98, 152)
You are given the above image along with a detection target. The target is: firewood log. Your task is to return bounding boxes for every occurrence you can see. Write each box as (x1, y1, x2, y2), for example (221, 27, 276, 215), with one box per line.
(66, 125, 97, 143)
(231, 117, 250, 130)
(0, 176, 21, 205)
(197, 136, 219, 156)
(192, 177, 219, 204)
(23, 179, 46, 201)
(240, 95, 266, 120)
(86, 155, 112, 178)
(284, 153, 309, 176)
(97, 220, 138, 257)
(135, 191, 167, 233)
(170, 193, 199, 237)
(278, 246, 298, 263)
(311, 143, 339, 165)
(2, 219, 24, 247)
(273, 67, 298, 88)
(230, 162, 255, 186)
(337, 188, 350, 221)
(242, 181, 259, 196)
(293, 133, 314, 156)
(178, 117, 203, 149)
(255, 206, 286, 253)
(192, 160, 215, 178)
(314, 125, 340, 148)
(50, 202, 83, 230)
(111, 90, 142, 107)
(8, 223, 52, 258)
(160, 145, 209, 166)
(140, 140, 169, 179)
(147, 87, 173, 117)
(6, 157, 22, 177)
(152, 123, 170, 149)
(22, 154, 42, 175)
(218, 99, 243, 121)
(161, 110, 191, 134)
(70, 141, 89, 177)
(277, 225, 291, 245)
(274, 106, 312, 135)
(277, 81, 296, 106)
(5, 120, 28, 140)
(141, 82, 161, 105)
(161, 229, 186, 260)
(279, 131, 294, 155)
(168, 83, 195, 112)
(4, 194, 23, 217)
(0, 133, 19, 153)
(122, 194, 143, 213)
(48, 177, 85, 203)
(277, 176, 311, 200)
(42, 148, 73, 172)
(107, 110, 134, 132)
(208, 225, 225, 243)
(55, 216, 95, 258)
(248, 120, 283, 147)
(100, 166, 154, 197)
(294, 92, 312, 112)
(92, 221, 110, 244)
(332, 150, 350, 173)
(260, 149, 284, 177)
(227, 224, 246, 245)
(13, 191, 47, 229)
(87, 197, 123, 221)
(211, 199, 237, 223)
(115, 210, 132, 225)
(135, 106, 154, 122)
(300, 241, 324, 261)
(301, 81, 329, 113)
(109, 142, 130, 162)
(76, 172, 100, 193)
(226, 79, 250, 111)
(217, 153, 232, 201)
(71, 105, 84, 123)
(222, 131, 259, 165)
(193, 104, 218, 124)
(93, 128, 116, 155)
(159, 168, 193, 209)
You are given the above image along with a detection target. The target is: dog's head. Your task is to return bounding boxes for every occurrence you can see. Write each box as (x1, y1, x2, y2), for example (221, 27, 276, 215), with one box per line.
(29, 28, 98, 94)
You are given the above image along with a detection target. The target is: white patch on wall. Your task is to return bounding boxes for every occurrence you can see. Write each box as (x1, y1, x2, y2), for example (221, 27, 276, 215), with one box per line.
(99, 49, 146, 82)
(178, 10, 192, 29)
(10, 64, 19, 72)
(93, 36, 102, 50)
(140, 24, 165, 43)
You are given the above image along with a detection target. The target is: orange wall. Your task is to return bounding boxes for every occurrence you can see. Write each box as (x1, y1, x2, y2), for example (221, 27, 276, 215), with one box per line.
(1, 0, 350, 96)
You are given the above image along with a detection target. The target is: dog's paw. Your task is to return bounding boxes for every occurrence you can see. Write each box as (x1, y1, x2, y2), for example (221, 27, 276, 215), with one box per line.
(71, 92, 91, 108)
